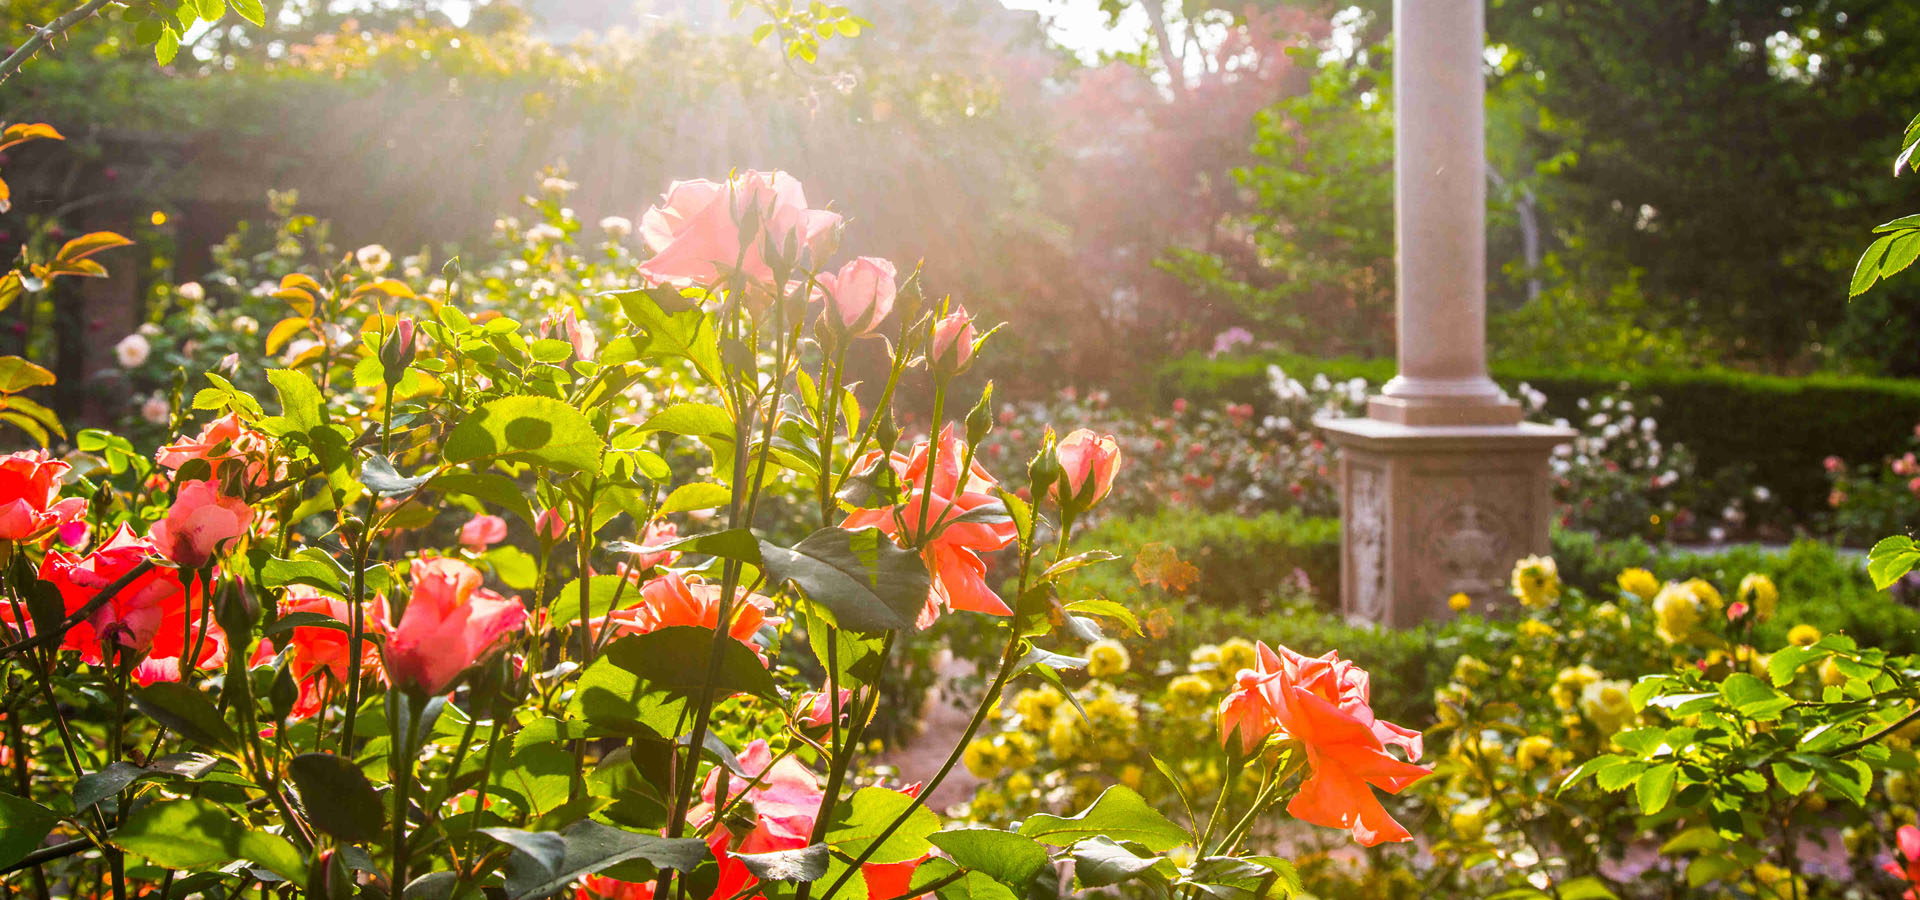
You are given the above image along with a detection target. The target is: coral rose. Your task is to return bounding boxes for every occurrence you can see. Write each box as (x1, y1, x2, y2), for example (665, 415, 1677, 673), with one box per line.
(1220, 642, 1430, 846)
(262, 585, 381, 719)
(929, 306, 977, 377)
(0, 450, 85, 541)
(377, 557, 527, 695)
(592, 572, 778, 653)
(842, 426, 1015, 627)
(27, 525, 223, 682)
(155, 413, 276, 486)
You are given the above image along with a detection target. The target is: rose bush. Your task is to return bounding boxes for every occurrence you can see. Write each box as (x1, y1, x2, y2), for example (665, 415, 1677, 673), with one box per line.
(0, 165, 1434, 900)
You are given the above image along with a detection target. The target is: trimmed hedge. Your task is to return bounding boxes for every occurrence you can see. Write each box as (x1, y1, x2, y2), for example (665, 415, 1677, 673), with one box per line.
(1065, 507, 1341, 612)
(1154, 350, 1920, 521)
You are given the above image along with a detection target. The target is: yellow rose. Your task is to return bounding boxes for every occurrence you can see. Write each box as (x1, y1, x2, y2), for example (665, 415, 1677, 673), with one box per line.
(1819, 657, 1847, 687)
(1012, 688, 1060, 731)
(962, 738, 1004, 778)
(1452, 655, 1491, 687)
(1788, 624, 1821, 647)
(1510, 555, 1561, 609)
(1515, 735, 1555, 770)
(1738, 573, 1779, 621)
(1519, 619, 1557, 640)
(1217, 638, 1259, 678)
(1580, 679, 1635, 735)
(1653, 582, 1703, 644)
(1087, 639, 1131, 678)
(1164, 674, 1216, 719)
(1448, 592, 1471, 612)
(1684, 577, 1723, 611)
(1616, 567, 1660, 601)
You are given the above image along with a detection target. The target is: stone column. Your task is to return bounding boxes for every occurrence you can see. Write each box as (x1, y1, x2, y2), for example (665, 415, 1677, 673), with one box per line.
(1319, 0, 1573, 626)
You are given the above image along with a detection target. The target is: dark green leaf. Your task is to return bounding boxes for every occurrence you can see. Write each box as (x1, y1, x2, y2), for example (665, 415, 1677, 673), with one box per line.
(0, 791, 59, 869)
(288, 752, 385, 842)
(132, 683, 238, 751)
(759, 527, 931, 632)
(1071, 836, 1164, 888)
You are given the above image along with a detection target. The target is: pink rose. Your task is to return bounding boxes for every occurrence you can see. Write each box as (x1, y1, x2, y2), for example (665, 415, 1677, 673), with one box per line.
(459, 514, 507, 551)
(535, 508, 567, 541)
(148, 480, 253, 568)
(1824, 455, 1845, 474)
(378, 557, 527, 695)
(1052, 428, 1122, 512)
(818, 256, 896, 334)
(637, 171, 842, 289)
(630, 519, 679, 571)
(929, 305, 977, 377)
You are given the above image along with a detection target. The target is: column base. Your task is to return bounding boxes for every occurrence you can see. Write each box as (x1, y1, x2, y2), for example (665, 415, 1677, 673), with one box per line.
(1318, 416, 1575, 627)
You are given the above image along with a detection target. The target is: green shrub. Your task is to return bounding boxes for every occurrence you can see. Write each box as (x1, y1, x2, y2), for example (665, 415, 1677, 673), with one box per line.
(1155, 349, 1920, 522)
(1064, 507, 1340, 611)
(1549, 529, 1920, 653)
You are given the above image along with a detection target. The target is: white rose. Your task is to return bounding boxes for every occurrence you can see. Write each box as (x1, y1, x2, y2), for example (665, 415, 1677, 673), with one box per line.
(355, 244, 392, 274)
(139, 394, 170, 424)
(176, 281, 205, 302)
(526, 223, 565, 244)
(599, 216, 634, 239)
(233, 315, 259, 335)
(114, 333, 151, 368)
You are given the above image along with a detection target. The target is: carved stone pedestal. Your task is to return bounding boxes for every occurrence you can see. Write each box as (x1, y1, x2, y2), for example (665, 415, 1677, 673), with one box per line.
(1318, 418, 1574, 627)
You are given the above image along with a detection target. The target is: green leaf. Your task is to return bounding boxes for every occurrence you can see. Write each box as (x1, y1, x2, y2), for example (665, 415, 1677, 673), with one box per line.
(1556, 876, 1621, 900)
(549, 575, 634, 630)
(733, 844, 829, 883)
(660, 482, 732, 515)
(929, 829, 1050, 887)
(75, 761, 149, 810)
(265, 368, 325, 432)
(431, 471, 539, 526)
(155, 25, 181, 64)
(445, 395, 605, 474)
(1635, 763, 1677, 815)
(0, 791, 60, 869)
(112, 798, 306, 883)
(1770, 760, 1814, 795)
(1852, 232, 1895, 297)
(759, 527, 932, 632)
(1071, 836, 1164, 888)
(1869, 535, 1920, 590)
(1886, 231, 1920, 281)
(639, 402, 733, 440)
(0, 356, 55, 393)
(287, 752, 385, 842)
(361, 455, 435, 496)
(912, 859, 1018, 900)
(826, 786, 940, 864)
(230, 0, 265, 25)
(132, 683, 238, 752)
(610, 289, 724, 388)
(1767, 644, 1826, 686)
(570, 627, 778, 737)
(1018, 785, 1188, 852)
(491, 820, 707, 900)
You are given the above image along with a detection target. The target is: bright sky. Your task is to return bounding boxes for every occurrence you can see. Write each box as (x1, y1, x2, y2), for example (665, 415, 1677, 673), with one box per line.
(999, 0, 1149, 60)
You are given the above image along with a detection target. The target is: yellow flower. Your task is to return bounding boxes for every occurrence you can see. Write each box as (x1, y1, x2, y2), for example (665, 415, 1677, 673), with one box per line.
(1087, 639, 1131, 678)
(1217, 639, 1260, 678)
(1551, 665, 1601, 711)
(1580, 679, 1635, 735)
(1684, 577, 1723, 612)
(1788, 624, 1821, 647)
(1164, 674, 1216, 719)
(1616, 567, 1660, 601)
(1515, 735, 1555, 770)
(1448, 592, 1471, 612)
(1452, 655, 1491, 687)
(1738, 573, 1779, 621)
(1012, 688, 1060, 731)
(1449, 807, 1486, 840)
(1001, 732, 1038, 770)
(1046, 716, 1082, 759)
(1652, 582, 1704, 644)
(1819, 657, 1847, 687)
(962, 738, 1004, 779)
(1510, 555, 1561, 608)
(1518, 619, 1557, 640)
(1006, 772, 1034, 795)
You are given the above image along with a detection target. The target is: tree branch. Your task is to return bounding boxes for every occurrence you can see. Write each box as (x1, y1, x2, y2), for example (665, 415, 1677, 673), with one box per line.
(0, 0, 119, 83)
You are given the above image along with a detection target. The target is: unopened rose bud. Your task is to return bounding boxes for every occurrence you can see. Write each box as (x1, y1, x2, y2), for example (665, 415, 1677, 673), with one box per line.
(380, 316, 416, 386)
(820, 256, 897, 335)
(1051, 428, 1121, 514)
(929, 305, 977, 379)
